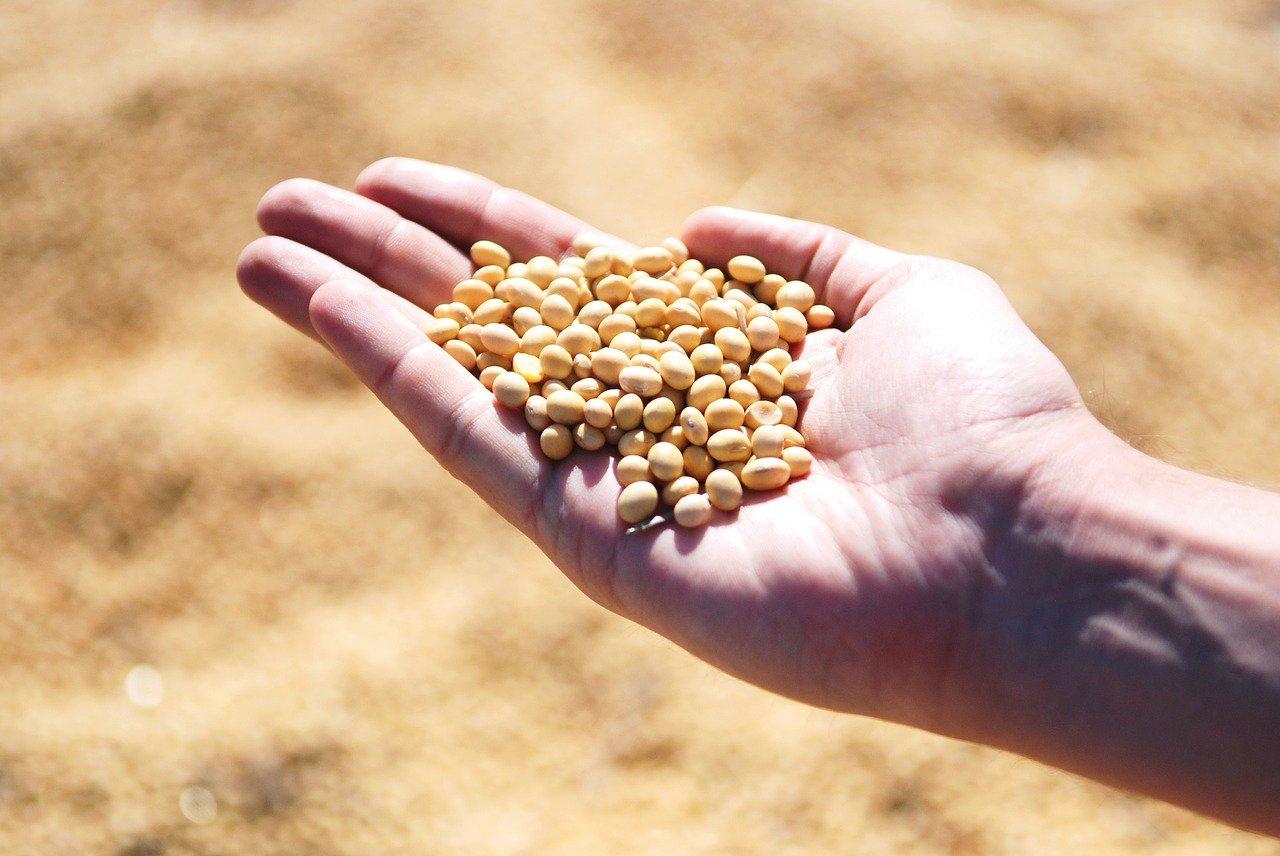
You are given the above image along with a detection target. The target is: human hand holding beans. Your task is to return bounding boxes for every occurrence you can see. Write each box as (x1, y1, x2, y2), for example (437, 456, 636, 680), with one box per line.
(238, 158, 1280, 834)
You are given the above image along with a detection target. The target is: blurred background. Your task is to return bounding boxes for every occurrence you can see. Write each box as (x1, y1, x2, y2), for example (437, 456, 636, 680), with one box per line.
(2, 0, 1279, 852)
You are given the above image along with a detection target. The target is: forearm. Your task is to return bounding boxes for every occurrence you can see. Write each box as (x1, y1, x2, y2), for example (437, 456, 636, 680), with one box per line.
(972, 421, 1280, 833)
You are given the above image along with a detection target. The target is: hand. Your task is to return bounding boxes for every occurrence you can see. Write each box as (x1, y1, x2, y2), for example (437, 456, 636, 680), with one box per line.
(237, 158, 1094, 735)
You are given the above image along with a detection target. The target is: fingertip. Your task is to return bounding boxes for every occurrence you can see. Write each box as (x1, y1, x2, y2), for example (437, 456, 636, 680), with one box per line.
(256, 177, 326, 234)
(354, 156, 413, 197)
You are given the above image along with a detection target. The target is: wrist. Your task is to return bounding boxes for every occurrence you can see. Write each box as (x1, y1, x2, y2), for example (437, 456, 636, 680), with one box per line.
(960, 414, 1280, 831)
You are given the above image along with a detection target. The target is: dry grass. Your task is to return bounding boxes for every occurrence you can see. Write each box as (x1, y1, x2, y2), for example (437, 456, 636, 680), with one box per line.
(3, 0, 1280, 852)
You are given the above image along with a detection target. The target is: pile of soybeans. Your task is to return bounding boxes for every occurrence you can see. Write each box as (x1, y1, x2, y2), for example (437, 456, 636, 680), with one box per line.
(422, 236, 834, 528)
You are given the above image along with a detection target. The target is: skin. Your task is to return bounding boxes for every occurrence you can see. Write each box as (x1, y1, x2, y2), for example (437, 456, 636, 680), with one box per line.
(238, 158, 1280, 835)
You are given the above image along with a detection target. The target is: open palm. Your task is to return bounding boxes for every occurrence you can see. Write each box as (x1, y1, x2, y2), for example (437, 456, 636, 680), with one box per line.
(238, 159, 1090, 735)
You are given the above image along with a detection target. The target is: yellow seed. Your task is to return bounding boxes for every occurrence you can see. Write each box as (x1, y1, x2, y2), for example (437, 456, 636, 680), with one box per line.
(776, 395, 799, 426)
(504, 277, 544, 309)
(423, 317, 460, 345)
(660, 424, 688, 449)
(746, 315, 781, 351)
(741, 457, 791, 491)
(540, 344, 574, 379)
(541, 379, 568, 396)
(458, 323, 484, 350)
(583, 246, 614, 278)
(755, 273, 785, 304)
(435, 302, 472, 326)
(634, 297, 666, 327)
(667, 325, 703, 354)
(660, 236, 689, 265)
(611, 248, 637, 276)
(781, 359, 812, 392)
(511, 306, 542, 336)
(783, 446, 813, 478)
(584, 397, 613, 429)
(705, 469, 743, 511)
(480, 323, 519, 356)
(618, 428, 657, 457)
(758, 347, 792, 372)
(526, 256, 558, 286)
(679, 407, 710, 445)
(781, 425, 806, 448)
(546, 390, 587, 424)
(571, 377, 605, 400)
(707, 429, 751, 462)
(727, 255, 766, 284)
(540, 294, 576, 330)
(774, 306, 808, 343)
(648, 442, 684, 481)
(472, 298, 510, 325)
(662, 476, 700, 507)
(524, 395, 550, 430)
(512, 352, 545, 383)
(719, 363, 743, 384)
(574, 354, 593, 379)
(597, 313, 638, 343)
(444, 338, 477, 370)
(678, 257, 704, 275)
(577, 300, 613, 328)
(643, 397, 677, 433)
(491, 371, 530, 408)
(589, 348, 629, 385)
(558, 323, 600, 355)
(546, 276, 580, 303)
(474, 265, 506, 286)
(719, 460, 747, 479)
(634, 246, 674, 275)
(477, 348, 512, 372)
(744, 400, 784, 429)
(690, 343, 724, 376)
(619, 366, 663, 397)
(776, 281, 816, 312)
(672, 493, 711, 527)
(748, 361, 784, 398)
(714, 327, 751, 362)
(723, 288, 757, 311)
(595, 273, 631, 305)
(657, 350, 696, 390)
(617, 455, 651, 485)
(703, 267, 725, 287)
(574, 423, 606, 451)
(664, 300, 701, 329)
(610, 331, 643, 357)
(745, 303, 771, 321)
(689, 278, 718, 306)
(540, 424, 574, 460)
(683, 445, 714, 480)
(705, 398, 746, 431)
(478, 363, 501, 388)
(728, 379, 760, 408)
(618, 481, 658, 524)
(807, 304, 835, 330)
(688, 374, 728, 411)
(700, 299, 738, 331)
(631, 277, 668, 302)
(471, 240, 511, 268)
(519, 325, 556, 355)
(453, 278, 494, 309)
(572, 232, 604, 257)
(752, 424, 787, 458)
(614, 393, 644, 430)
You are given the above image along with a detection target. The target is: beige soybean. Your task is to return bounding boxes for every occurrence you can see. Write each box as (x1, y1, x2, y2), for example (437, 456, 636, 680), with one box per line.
(807, 304, 836, 330)
(520, 325, 557, 355)
(714, 327, 751, 362)
(746, 315, 780, 351)
(777, 395, 799, 426)
(781, 360, 812, 393)
(745, 400, 784, 429)
(688, 375, 727, 411)
(453, 279, 494, 309)
(617, 455, 651, 485)
(774, 306, 808, 343)
(690, 343, 724, 376)
(643, 397, 677, 433)
(618, 481, 659, 524)
(648, 442, 684, 481)
(619, 366, 663, 397)
(512, 352, 544, 383)
(658, 350, 696, 390)
(727, 255, 766, 284)
(540, 344, 574, 379)
(708, 429, 751, 462)
(783, 446, 813, 478)
(741, 457, 791, 491)
(540, 424, 574, 460)
(662, 475, 700, 507)
(614, 393, 644, 430)
(748, 361, 784, 398)
(752, 424, 787, 458)
(634, 246, 674, 275)
(471, 240, 511, 268)
(705, 469, 743, 511)
(618, 428, 657, 457)
(444, 339, 477, 371)
(574, 423, 606, 451)
(728, 379, 760, 408)
(546, 390, 587, 425)
(776, 281, 816, 312)
(674, 493, 713, 528)
(476, 352, 511, 372)
(583, 397, 614, 429)
(759, 348, 792, 372)
(700, 299, 739, 331)
(705, 398, 745, 431)
(524, 395, 551, 431)
(679, 407, 710, 446)
(424, 317, 460, 345)
(474, 265, 506, 286)
(480, 323, 520, 356)
(682, 444, 714, 480)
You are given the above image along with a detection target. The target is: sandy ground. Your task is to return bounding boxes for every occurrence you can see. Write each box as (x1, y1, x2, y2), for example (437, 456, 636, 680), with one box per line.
(2, 0, 1279, 852)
